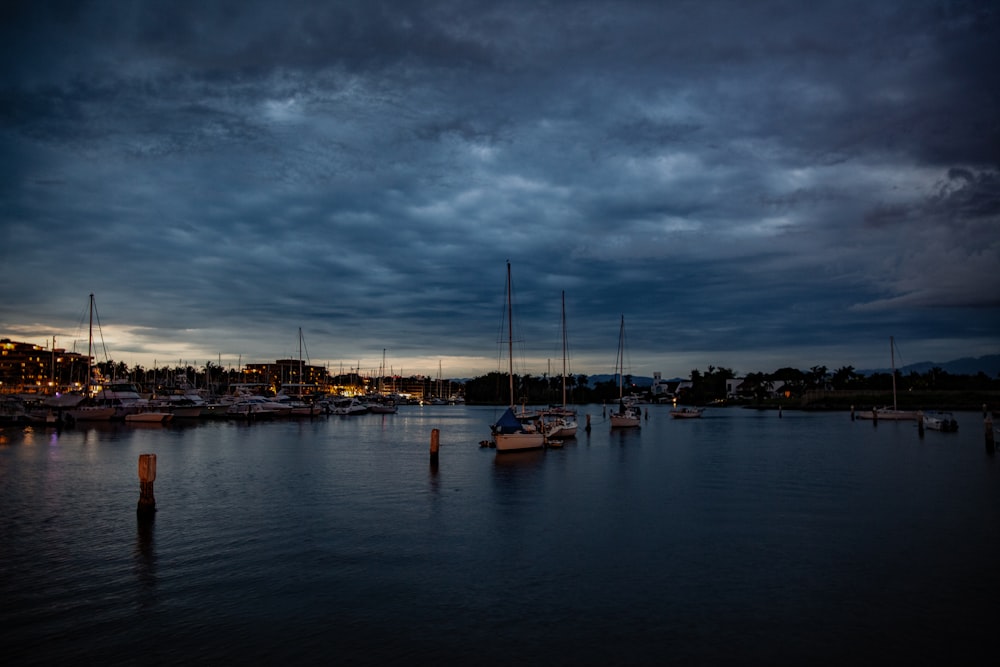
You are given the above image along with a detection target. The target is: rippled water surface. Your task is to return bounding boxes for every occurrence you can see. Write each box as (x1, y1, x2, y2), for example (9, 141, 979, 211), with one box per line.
(3, 406, 998, 665)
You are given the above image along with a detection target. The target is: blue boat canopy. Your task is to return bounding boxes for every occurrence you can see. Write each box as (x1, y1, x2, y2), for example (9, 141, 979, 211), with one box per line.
(493, 407, 523, 434)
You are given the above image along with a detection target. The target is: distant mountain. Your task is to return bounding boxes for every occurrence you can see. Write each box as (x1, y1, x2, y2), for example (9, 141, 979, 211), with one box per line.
(859, 354, 1000, 377)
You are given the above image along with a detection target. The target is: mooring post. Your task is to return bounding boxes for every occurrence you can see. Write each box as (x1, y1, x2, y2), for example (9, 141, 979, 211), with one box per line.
(137, 453, 156, 517)
(985, 415, 995, 455)
(850, 405, 855, 421)
(917, 411, 924, 437)
(430, 428, 440, 464)
(872, 407, 878, 426)
(778, 405, 782, 419)
(585, 414, 591, 432)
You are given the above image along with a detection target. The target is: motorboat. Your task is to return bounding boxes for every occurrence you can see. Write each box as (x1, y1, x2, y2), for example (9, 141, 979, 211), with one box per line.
(670, 406, 704, 419)
(331, 397, 369, 415)
(125, 409, 173, 424)
(922, 411, 958, 432)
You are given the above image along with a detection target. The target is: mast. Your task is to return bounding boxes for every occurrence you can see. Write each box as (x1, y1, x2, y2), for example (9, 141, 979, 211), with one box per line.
(507, 261, 514, 408)
(298, 327, 303, 389)
(890, 336, 897, 412)
(617, 315, 625, 402)
(561, 291, 567, 408)
(87, 293, 94, 397)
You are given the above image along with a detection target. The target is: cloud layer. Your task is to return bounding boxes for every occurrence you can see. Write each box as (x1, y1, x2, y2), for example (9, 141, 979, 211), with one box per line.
(2, 0, 998, 378)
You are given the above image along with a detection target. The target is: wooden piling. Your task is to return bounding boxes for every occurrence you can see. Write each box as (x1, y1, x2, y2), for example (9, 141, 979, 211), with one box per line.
(986, 415, 995, 455)
(778, 406, 782, 419)
(872, 407, 878, 426)
(917, 411, 924, 437)
(137, 453, 156, 517)
(429, 428, 440, 463)
(850, 405, 855, 421)
(585, 414, 591, 432)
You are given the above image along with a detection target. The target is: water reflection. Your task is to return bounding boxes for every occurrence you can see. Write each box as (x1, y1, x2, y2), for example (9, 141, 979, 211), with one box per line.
(492, 449, 545, 470)
(133, 515, 157, 609)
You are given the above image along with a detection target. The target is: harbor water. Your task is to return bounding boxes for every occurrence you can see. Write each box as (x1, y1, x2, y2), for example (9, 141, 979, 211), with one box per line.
(2, 406, 998, 665)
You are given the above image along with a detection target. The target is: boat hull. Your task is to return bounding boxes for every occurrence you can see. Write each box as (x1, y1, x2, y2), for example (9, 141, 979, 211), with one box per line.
(546, 424, 578, 439)
(610, 413, 641, 428)
(67, 406, 116, 421)
(125, 412, 173, 423)
(856, 409, 919, 421)
(495, 432, 546, 452)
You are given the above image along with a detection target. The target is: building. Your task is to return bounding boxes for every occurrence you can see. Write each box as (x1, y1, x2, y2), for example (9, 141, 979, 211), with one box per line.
(0, 338, 90, 394)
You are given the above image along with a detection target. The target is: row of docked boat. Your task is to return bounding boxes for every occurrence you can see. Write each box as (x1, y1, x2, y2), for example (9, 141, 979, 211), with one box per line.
(3, 380, 419, 424)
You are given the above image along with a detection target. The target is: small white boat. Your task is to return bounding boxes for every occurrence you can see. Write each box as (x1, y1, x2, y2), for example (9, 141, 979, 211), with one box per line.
(367, 400, 398, 414)
(331, 397, 369, 415)
(670, 406, 704, 419)
(922, 411, 959, 432)
(543, 414, 578, 440)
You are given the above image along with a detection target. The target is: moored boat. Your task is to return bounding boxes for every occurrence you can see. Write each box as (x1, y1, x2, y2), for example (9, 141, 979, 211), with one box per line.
(331, 397, 369, 415)
(67, 403, 117, 422)
(855, 336, 919, 421)
(610, 315, 641, 429)
(125, 409, 173, 423)
(670, 406, 704, 419)
(922, 410, 959, 432)
(543, 291, 578, 441)
(491, 262, 546, 452)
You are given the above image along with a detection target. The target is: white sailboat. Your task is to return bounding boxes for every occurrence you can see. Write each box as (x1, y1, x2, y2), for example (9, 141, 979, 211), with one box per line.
(856, 336, 919, 421)
(609, 315, 641, 429)
(491, 262, 546, 452)
(66, 294, 116, 422)
(543, 291, 578, 440)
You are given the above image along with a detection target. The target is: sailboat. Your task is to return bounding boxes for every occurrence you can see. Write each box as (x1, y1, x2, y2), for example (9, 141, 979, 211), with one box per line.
(66, 294, 117, 422)
(276, 328, 323, 416)
(491, 262, 546, 452)
(609, 315, 641, 429)
(856, 336, 919, 421)
(542, 291, 578, 440)
(368, 348, 399, 413)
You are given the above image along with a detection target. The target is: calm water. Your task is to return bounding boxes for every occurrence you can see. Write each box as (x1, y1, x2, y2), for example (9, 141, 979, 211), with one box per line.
(2, 406, 998, 665)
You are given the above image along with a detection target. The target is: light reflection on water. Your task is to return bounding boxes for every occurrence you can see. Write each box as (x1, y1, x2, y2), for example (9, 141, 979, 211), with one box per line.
(2, 406, 999, 665)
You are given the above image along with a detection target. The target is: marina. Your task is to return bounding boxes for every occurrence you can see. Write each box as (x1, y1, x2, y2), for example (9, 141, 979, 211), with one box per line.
(3, 405, 998, 665)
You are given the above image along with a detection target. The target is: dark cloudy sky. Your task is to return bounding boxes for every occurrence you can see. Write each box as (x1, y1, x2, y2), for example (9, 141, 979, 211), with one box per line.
(2, 0, 998, 379)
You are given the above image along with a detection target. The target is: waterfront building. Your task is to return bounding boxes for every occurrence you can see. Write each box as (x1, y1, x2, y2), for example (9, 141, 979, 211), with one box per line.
(0, 338, 90, 395)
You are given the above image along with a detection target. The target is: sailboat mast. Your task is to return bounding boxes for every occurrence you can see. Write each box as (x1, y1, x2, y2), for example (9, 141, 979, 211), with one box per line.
(561, 291, 567, 408)
(507, 261, 514, 408)
(87, 293, 94, 397)
(618, 315, 625, 400)
(890, 336, 897, 412)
